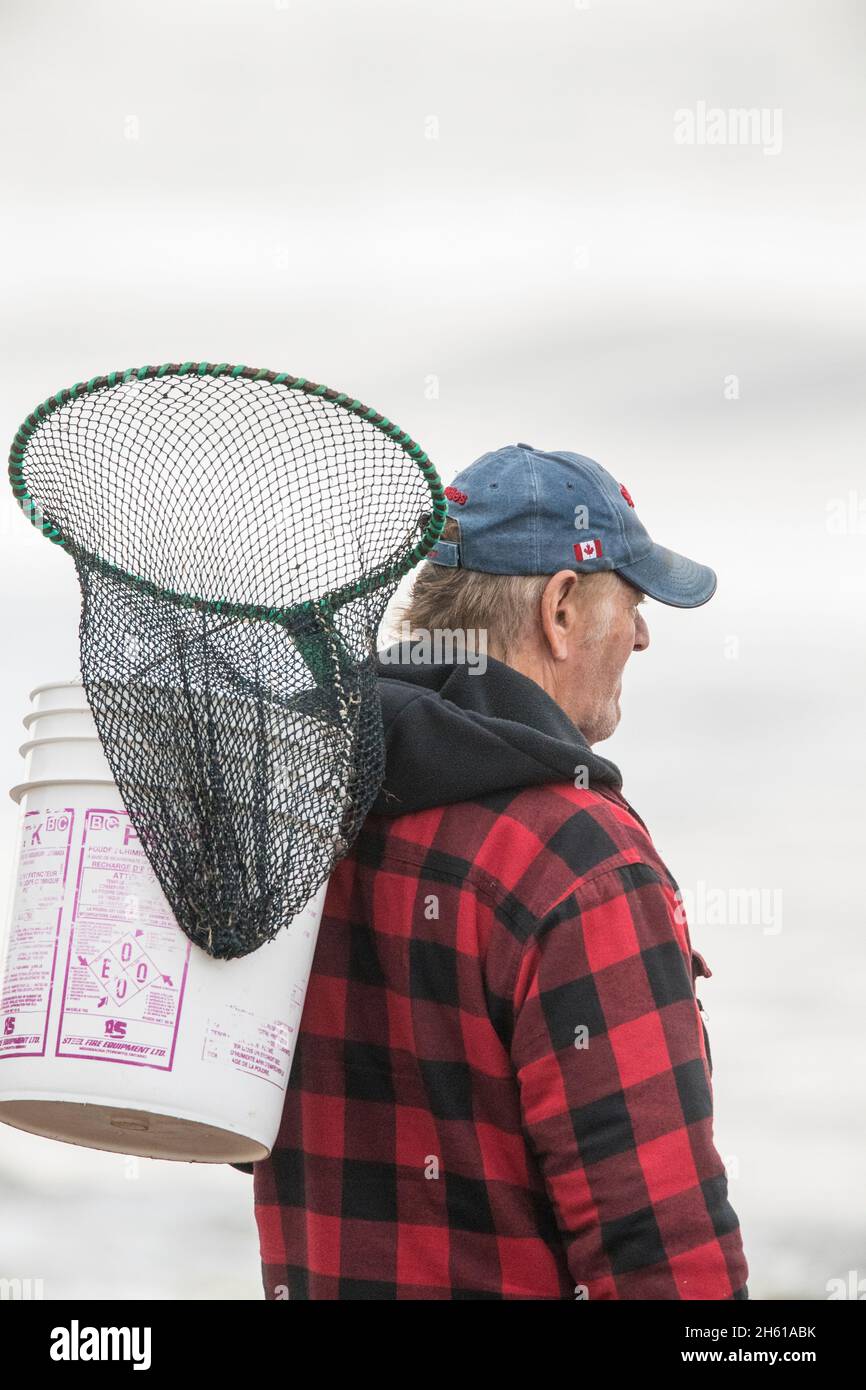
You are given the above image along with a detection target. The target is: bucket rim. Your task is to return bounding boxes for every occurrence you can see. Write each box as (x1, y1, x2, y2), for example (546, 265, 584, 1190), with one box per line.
(9, 777, 115, 803)
(28, 680, 85, 699)
(22, 707, 96, 728)
(19, 735, 105, 754)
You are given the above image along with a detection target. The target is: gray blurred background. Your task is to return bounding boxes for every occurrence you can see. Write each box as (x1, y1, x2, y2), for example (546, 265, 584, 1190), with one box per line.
(0, 0, 863, 1300)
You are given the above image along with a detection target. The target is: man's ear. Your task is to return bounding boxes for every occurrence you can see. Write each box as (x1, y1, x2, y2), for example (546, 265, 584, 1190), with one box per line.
(540, 570, 579, 658)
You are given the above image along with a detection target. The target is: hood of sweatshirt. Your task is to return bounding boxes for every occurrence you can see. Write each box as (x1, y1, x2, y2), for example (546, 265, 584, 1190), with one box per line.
(369, 643, 624, 818)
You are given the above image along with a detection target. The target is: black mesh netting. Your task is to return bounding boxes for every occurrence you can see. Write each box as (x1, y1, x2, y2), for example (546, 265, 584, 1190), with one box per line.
(11, 367, 443, 958)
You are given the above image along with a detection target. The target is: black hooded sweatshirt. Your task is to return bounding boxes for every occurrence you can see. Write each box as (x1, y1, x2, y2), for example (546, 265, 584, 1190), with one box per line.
(369, 645, 646, 829)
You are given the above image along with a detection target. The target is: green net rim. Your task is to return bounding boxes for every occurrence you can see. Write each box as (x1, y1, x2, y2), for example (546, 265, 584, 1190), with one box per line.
(7, 360, 448, 627)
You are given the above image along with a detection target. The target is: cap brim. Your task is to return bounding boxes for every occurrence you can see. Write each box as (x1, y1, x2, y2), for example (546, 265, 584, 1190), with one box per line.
(615, 542, 717, 608)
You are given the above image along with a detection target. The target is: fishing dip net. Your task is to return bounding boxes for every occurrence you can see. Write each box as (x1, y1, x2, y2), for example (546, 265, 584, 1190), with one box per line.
(7, 361, 446, 960)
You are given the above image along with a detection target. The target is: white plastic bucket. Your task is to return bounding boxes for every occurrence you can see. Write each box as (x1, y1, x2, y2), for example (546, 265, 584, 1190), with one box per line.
(0, 679, 329, 1163)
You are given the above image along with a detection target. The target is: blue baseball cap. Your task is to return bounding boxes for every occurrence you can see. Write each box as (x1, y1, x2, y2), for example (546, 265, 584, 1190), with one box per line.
(427, 443, 716, 608)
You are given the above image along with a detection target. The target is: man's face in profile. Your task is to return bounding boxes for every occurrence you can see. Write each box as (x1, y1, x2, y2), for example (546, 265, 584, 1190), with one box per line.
(564, 575, 649, 745)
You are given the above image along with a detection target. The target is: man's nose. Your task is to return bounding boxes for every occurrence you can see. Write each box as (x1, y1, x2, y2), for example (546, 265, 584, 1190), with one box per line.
(634, 612, 650, 651)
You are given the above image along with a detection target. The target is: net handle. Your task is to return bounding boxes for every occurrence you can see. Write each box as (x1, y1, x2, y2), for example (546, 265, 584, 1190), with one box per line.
(8, 360, 448, 626)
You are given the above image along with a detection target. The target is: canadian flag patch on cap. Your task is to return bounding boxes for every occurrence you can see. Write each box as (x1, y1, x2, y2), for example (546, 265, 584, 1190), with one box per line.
(573, 538, 603, 562)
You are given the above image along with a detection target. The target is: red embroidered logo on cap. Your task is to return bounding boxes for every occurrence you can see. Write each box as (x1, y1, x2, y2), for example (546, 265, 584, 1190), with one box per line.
(573, 539, 604, 562)
(619, 484, 635, 508)
(444, 486, 468, 505)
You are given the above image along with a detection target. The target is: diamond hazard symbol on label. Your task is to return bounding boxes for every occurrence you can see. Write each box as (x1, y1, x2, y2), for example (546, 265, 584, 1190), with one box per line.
(84, 928, 174, 1010)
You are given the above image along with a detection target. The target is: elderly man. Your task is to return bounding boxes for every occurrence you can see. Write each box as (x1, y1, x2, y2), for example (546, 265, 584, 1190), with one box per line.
(244, 443, 749, 1301)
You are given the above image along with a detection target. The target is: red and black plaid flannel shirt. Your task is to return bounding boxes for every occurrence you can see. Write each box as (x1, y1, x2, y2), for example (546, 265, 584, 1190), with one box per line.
(250, 777, 749, 1299)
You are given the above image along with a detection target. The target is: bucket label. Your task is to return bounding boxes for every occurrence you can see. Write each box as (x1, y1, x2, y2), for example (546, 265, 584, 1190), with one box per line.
(0, 808, 75, 1060)
(201, 1002, 297, 1089)
(55, 809, 191, 1071)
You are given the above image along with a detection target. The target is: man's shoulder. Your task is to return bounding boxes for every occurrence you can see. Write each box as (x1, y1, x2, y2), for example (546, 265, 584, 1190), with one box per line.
(368, 781, 675, 929)
(482, 780, 675, 901)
